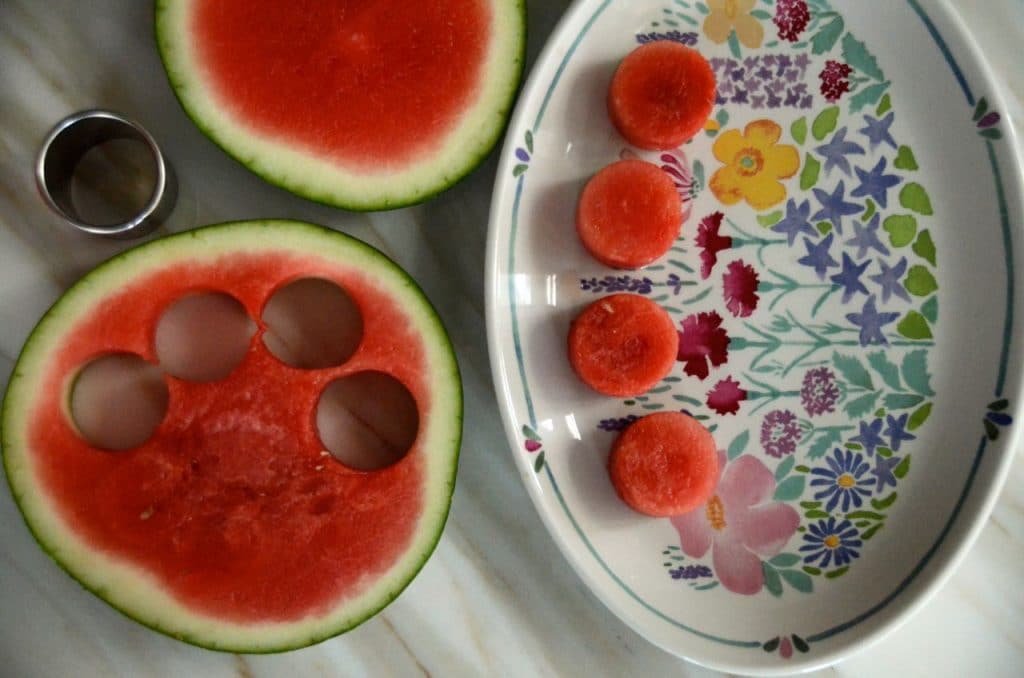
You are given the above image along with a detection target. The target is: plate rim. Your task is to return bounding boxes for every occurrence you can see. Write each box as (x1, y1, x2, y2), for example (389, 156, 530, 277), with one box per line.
(484, 0, 1024, 672)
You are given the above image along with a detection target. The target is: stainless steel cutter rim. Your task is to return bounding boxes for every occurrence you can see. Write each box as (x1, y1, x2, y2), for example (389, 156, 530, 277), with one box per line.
(35, 109, 176, 238)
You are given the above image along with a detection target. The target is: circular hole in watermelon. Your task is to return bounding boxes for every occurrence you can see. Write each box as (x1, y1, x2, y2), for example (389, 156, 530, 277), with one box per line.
(69, 353, 169, 450)
(69, 138, 158, 226)
(155, 292, 256, 382)
(316, 371, 419, 471)
(262, 278, 363, 369)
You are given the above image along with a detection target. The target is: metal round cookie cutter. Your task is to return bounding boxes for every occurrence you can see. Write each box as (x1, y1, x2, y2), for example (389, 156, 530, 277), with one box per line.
(36, 109, 177, 239)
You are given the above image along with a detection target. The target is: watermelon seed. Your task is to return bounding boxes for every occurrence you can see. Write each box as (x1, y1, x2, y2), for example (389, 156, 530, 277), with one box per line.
(139, 506, 155, 520)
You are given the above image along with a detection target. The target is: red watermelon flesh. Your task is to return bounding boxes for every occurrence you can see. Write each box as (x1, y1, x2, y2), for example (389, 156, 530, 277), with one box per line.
(192, 0, 491, 168)
(29, 251, 431, 622)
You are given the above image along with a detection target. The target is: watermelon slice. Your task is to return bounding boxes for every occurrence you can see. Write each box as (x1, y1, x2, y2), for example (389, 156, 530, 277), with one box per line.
(155, 0, 526, 210)
(1, 220, 462, 652)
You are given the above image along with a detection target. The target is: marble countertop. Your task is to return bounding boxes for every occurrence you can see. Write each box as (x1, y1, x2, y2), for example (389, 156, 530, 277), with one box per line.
(0, 1, 1021, 676)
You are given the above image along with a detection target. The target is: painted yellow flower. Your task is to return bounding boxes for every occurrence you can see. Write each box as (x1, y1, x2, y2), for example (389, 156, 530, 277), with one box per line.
(709, 120, 799, 210)
(703, 0, 764, 49)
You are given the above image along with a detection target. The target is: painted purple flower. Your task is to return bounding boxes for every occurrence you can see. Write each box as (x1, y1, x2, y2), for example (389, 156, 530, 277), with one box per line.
(812, 180, 861, 234)
(598, 415, 639, 433)
(815, 128, 866, 177)
(798, 233, 839, 280)
(800, 517, 862, 567)
(852, 157, 902, 208)
(846, 295, 900, 346)
(869, 257, 911, 303)
(669, 564, 713, 580)
(760, 410, 802, 458)
(869, 454, 901, 492)
(830, 252, 871, 303)
(859, 112, 898, 150)
(801, 367, 840, 416)
(809, 448, 873, 512)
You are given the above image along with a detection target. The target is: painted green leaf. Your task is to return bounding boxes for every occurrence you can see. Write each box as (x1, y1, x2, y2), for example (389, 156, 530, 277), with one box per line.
(801, 153, 821, 190)
(900, 183, 934, 215)
(981, 128, 1003, 140)
(850, 82, 889, 114)
(913, 230, 936, 265)
(770, 553, 800, 568)
(811, 17, 844, 54)
(894, 455, 911, 479)
(985, 419, 1000, 441)
(842, 33, 885, 80)
(716, 108, 729, 126)
(774, 475, 806, 501)
(834, 352, 874, 390)
(803, 566, 822, 576)
(812, 106, 840, 141)
(792, 634, 811, 653)
(883, 214, 917, 247)
(989, 398, 1009, 411)
(862, 199, 877, 221)
(762, 563, 784, 597)
(894, 145, 918, 170)
(867, 352, 902, 390)
(727, 30, 742, 58)
(534, 450, 546, 473)
(800, 501, 822, 509)
(751, 8, 772, 20)
(522, 425, 541, 441)
(728, 430, 750, 460)
(897, 312, 933, 340)
(861, 523, 884, 540)
(513, 163, 528, 177)
(763, 637, 780, 652)
(905, 265, 938, 296)
(775, 455, 796, 481)
(901, 349, 935, 395)
(816, 221, 832, 235)
(845, 391, 880, 418)
(525, 130, 534, 154)
(921, 296, 938, 324)
(973, 97, 989, 122)
(876, 93, 892, 115)
(781, 569, 814, 593)
(871, 492, 898, 510)
(791, 117, 808, 145)
(884, 393, 925, 410)
(757, 210, 783, 227)
(847, 510, 886, 521)
(805, 509, 831, 519)
(808, 429, 842, 459)
(825, 566, 850, 579)
(907, 402, 932, 431)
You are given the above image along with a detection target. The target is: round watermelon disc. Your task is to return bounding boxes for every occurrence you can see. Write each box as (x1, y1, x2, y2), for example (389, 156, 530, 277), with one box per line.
(155, 0, 526, 211)
(1, 220, 462, 652)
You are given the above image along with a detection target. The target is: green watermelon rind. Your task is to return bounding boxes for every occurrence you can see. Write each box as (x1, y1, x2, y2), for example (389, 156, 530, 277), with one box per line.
(1, 220, 463, 653)
(153, 0, 527, 212)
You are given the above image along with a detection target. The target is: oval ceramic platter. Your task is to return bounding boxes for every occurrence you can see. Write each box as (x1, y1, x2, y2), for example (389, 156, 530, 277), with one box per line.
(486, 0, 1024, 673)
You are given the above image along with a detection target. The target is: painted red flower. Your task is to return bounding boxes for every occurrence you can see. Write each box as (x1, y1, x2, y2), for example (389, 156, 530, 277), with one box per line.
(695, 211, 732, 279)
(677, 311, 729, 380)
(773, 0, 811, 42)
(707, 376, 747, 415)
(819, 60, 853, 103)
(723, 260, 760, 317)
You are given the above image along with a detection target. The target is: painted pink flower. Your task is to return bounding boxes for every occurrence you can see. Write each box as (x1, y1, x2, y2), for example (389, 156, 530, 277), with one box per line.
(707, 376, 747, 415)
(779, 636, 794, 658)
(696, 211, 732, 279)
(677, 311, 730, 380)
(819, 60, 853, 103)
(671, 453, 800, 594)
(773, 0, 810, 42)
(723, 260, 760, 317)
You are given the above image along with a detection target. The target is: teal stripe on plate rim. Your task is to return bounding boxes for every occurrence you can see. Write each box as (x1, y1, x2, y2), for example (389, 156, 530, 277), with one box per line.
(504, 0, 1017, 651)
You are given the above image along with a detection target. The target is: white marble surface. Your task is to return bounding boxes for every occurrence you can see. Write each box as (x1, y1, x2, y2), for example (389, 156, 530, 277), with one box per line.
(0, 1, 1021, 676)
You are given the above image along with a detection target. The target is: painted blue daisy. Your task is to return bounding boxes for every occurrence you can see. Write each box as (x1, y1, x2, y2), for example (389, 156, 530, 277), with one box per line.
(809, 448, 873, 511)
(799, 518, 862, 568)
